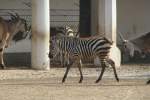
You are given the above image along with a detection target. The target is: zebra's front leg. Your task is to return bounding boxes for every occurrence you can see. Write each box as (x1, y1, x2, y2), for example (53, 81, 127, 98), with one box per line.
(60, 51, 64, 67)
(78, 59, 83, 83)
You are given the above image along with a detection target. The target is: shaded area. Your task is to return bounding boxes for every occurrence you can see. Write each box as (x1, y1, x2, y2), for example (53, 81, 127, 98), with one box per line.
(4, 53, 31, 67)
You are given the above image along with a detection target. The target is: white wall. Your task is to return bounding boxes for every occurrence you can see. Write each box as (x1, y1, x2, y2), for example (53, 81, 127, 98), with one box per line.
(50, 0, 79, 9)
(117, 0, 150, 40)
(0, 0, 30, 9)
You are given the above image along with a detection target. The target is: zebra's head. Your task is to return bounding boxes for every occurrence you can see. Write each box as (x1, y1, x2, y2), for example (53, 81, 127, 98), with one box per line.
(64, 26, 74, 36)
(49, 36, 60, 59)
(55, 26, 75, 36)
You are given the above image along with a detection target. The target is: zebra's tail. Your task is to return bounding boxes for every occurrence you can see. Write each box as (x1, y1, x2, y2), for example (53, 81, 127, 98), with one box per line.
(104, 37, 113, 45)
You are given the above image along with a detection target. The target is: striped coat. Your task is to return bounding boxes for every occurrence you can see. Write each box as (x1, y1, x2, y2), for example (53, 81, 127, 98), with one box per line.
(52, 35, 119, 83)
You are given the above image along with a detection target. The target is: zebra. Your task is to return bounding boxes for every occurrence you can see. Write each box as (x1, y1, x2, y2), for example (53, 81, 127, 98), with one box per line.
(51, 35, 119, 83)
(50, 26, 77, 66)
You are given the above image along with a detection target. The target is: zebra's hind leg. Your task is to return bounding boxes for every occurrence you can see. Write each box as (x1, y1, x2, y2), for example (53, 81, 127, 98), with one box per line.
(62, 62, 72, 83)
(107, 59, 119, 82)
(0, 64, 6, 69)
(62, 66, 71, 83)
(95, 59, 106, 83)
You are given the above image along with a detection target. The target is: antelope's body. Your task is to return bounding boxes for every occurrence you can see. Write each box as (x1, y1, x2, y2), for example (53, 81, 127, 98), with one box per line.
(0, 13, 27, 69)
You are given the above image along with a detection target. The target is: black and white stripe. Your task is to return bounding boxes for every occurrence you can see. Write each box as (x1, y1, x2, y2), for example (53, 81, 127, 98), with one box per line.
(50, 26, 76, 66)
(52, 35, 119, 83)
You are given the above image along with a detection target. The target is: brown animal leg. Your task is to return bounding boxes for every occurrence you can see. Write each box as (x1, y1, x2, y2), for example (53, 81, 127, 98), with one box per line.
(4, 32, 10, 48)
(0, 51, 6, 69)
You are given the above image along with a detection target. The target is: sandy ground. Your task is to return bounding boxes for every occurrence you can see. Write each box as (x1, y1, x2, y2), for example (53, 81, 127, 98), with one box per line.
(0, 64, 150, 100)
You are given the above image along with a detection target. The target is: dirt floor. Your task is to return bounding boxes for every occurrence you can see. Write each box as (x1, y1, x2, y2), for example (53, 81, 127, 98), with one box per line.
(0, 64, 150, 100)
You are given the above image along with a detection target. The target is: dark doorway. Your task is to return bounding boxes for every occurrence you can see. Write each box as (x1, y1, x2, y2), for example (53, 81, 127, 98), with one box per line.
(79, 0, 91, 37)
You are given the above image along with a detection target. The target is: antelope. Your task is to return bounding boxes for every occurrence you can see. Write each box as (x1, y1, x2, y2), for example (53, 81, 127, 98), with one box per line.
(118, 32, 150, 58)
(118, 32, 150, 84)
(0, 13, 28, 69)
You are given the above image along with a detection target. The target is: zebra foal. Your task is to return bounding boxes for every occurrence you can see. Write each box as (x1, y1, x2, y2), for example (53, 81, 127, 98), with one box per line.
(50, 26, 77, 66)
(52, 35, 119, 83)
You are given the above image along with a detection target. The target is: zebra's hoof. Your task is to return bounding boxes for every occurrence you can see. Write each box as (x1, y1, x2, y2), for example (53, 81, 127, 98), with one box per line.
(147, 80, 150, 84)
(62, 79, 66, 83)
(95, 80, 100, 83)
(79, 80, 82, 83)
(116, 78, 119, 82)
(0, 64, 6, 69)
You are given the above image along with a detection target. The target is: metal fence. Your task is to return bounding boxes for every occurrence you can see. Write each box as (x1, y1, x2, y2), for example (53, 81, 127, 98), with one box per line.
(0, 9, 31, 25)
(50, 9, 79, 33)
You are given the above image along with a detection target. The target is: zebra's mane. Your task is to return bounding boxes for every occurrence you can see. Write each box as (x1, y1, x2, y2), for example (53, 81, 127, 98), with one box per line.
(55, 33, 113, 46)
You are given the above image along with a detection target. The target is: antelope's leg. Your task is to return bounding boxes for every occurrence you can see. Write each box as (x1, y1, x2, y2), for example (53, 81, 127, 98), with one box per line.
(0, 51, 5, 69)
(0, 34, 8, 69)
(0, 43, 6, 69)
(5, 32, 10, 48)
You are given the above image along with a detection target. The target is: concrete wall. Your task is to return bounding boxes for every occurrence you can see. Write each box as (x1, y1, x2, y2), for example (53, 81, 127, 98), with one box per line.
(50, 0, 79, 32)
(0, 0, 30, 9)
(117, 0, 150, 41)
(50, 0, 79, 9)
